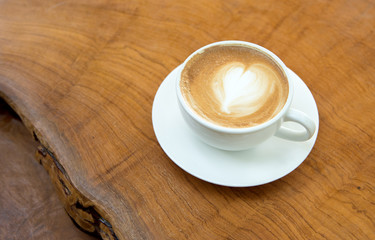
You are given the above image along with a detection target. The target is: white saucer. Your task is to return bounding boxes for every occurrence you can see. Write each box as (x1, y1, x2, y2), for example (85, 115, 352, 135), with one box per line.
(152, 66, 319, 187)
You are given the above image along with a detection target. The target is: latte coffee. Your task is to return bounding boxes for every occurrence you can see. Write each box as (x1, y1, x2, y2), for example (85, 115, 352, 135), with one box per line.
(180, 44, 289, 128)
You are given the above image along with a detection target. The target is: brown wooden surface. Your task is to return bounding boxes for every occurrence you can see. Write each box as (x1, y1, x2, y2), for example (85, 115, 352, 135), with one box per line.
(0, 99, 96, 240)
(0, 0, 374, 239)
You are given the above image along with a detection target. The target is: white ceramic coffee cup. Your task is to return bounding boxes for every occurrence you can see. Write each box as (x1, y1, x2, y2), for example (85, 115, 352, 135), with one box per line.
(176, 40, 316, 151)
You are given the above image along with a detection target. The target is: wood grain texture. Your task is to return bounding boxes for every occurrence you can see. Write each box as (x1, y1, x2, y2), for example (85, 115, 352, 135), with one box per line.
(0, 99, 96, 240)
(0, 0, 374, 239)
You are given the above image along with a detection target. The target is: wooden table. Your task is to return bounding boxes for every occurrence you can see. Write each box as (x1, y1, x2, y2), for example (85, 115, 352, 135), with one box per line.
(0, 0, 374, 239)
(0, 99, 95, 239)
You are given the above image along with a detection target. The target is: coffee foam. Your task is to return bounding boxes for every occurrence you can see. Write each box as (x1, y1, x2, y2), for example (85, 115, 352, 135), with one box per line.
(212, 62, 276, 117)
(180, 45, 289, 128)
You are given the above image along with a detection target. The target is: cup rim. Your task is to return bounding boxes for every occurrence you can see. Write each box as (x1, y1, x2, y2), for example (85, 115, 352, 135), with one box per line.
(176, 40, 294, 134)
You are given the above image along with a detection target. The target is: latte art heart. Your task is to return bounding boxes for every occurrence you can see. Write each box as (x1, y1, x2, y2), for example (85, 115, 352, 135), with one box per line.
(212, 62, 276, 117)
(180, 45, 289, 128)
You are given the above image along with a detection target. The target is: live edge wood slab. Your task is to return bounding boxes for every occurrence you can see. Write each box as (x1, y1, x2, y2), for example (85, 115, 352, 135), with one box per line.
(0, 0, 374, 239)
(0, 99, 95, 239)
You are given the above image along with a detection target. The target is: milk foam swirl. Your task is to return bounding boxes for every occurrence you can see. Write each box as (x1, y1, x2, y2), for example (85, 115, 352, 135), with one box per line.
(180, 45, 289, 128)
(212, 62, 276, 117)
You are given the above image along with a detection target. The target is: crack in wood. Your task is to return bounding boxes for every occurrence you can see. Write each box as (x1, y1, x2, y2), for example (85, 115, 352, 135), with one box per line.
(35, 144, 118, 240)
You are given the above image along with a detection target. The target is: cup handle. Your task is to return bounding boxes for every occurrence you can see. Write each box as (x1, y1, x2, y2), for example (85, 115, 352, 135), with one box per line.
(275, 108, 316, 141)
